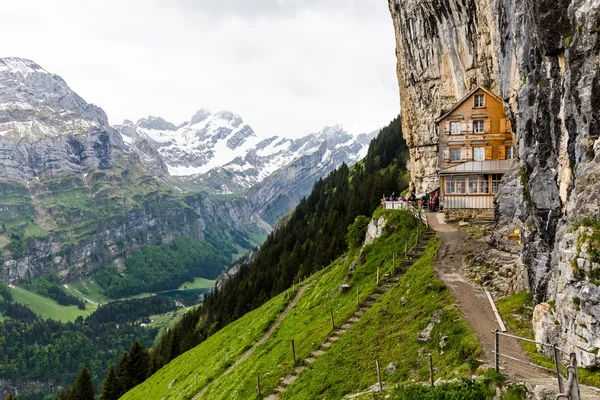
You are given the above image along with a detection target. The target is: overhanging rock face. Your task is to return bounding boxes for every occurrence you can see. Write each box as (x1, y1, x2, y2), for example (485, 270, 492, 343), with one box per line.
(389, 0, 600, 366)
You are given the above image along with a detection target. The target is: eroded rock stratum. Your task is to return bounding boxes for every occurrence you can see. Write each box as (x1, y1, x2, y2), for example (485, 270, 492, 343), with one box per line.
(389, 0, 600, 366)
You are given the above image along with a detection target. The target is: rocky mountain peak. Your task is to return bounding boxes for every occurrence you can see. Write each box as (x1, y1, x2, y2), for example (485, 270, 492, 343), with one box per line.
(189, 108, 211, 125)
(0, 57, 50, 76)
(0, 57, 110, 136)
(136, 116, 177, 131)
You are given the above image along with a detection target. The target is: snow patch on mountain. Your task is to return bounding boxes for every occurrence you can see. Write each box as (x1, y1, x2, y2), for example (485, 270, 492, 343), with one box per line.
(117, 112, 381, 194)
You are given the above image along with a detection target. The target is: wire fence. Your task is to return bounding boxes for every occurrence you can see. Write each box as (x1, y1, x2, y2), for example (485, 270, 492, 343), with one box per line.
(492, 330, 581, 399)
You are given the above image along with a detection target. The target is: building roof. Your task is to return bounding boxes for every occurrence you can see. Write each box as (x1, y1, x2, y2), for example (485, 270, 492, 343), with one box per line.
(439, 160, 516, 175)
(435, 86, 503, 124)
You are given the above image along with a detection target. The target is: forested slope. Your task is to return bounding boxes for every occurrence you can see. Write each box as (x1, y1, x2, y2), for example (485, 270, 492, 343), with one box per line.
(149, 116, 408, 372)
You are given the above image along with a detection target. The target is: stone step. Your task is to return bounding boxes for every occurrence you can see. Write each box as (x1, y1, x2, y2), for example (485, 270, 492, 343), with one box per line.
(348, 316, 359, 323)
(334, 329, 347, 335)
(365, 300, 375, 306)
(312, 349, 325, 357)
(305, 357, 316, 363)
(295, 366, 307, 374)
(322, 341, 332, 348)
(329, 335, 340, 342)
(282, 375, 297, 385)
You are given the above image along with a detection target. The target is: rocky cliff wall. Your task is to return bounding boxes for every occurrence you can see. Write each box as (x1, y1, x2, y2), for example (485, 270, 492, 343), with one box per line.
(389, 0, 600, 366)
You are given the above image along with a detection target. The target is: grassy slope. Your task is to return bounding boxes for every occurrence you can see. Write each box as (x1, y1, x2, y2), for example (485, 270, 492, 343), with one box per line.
(120, 290, 292, 400)
(9, 286, 97, 321)
(122, 211, 481, 400)
(200, 213, 419, 400)
(64, 277, 111, 304)
(177, 278, 215, 290)
(281, 240, 480, 399)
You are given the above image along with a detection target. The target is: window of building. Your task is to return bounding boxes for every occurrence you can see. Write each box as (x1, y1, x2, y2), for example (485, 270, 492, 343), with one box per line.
(491, 174, 502, 193)
(473, 147, 485, 161)
(446, 176, 466, 194)
(449, 148, 461, 162)
(506, 145, 515, 159)
(474, 94, 485, 108)
(473, 120, 485, 133)
(450, 121, 461, 134)
(469, 175, 489, 194)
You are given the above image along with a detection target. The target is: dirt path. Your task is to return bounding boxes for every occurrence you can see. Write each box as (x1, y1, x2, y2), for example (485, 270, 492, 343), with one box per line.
(427, 213, 550, 381)
(193, 285, 309, 399)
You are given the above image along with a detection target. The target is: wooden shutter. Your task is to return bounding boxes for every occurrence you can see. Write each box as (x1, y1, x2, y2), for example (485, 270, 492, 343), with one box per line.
(443, 149, 450, 161)
(461, 147, 469, 161)
(498, 145, 506, 160)
(466, 121, 473, 133)
(461, 121, 468, 133)
(485, 146, 493, 160)
(484, 119, 491, 133)
(445, 122, 450, 134)
(500, 118, 506, 133)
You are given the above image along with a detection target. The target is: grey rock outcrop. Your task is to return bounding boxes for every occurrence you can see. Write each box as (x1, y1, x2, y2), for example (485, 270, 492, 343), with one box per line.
(0, 58, 123, 181)
(389, 0, 600, 366)
(364, 215, 387, 246)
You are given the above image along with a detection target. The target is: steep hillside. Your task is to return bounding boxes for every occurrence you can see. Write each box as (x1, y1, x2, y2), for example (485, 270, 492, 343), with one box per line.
(129, 116, 407, 376)
(121, 210, 481, 400)
(0, 58, 267, 287)
(388, 0, 600, 367)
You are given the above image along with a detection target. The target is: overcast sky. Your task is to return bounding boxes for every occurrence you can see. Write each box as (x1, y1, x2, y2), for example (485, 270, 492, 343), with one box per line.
(2, 0, 399, 138)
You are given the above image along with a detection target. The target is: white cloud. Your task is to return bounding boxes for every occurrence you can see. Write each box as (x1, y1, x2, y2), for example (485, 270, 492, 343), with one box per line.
(0, 0, 399, 138)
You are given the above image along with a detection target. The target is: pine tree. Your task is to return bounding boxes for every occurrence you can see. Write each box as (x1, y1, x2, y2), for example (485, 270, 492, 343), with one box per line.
(100, 365, 119, 400)
(6, 393, 15, 400)
(115, 352, 131, 397)
(126, 341, 149, 387)
(71, 365, 95, 400)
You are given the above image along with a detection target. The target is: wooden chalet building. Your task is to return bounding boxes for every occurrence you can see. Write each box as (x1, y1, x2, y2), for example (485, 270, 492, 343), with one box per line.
(436, 86, 516, 220)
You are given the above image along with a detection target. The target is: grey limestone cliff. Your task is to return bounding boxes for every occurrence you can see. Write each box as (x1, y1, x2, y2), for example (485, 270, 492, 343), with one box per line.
(389, 0, 600, 366)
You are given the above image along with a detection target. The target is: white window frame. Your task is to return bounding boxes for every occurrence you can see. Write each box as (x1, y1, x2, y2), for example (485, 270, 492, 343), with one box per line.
(450, 121, 461, 135)
(446, 176, 467, 194)
(506, 145, 515, 159)
(449, 148, 461, 162)
(473, 147, 485, 161)
(474, 94, 485, 108)
(473, 120, 485, 134)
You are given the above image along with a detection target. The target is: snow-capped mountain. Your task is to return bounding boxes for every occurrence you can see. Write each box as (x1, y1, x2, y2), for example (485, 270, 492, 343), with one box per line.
(117, 113, 380, 194)
(0, 57, 123, 180)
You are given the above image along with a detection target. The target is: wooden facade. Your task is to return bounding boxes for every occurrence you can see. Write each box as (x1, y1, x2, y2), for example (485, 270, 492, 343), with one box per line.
(436, 87, 516, 213)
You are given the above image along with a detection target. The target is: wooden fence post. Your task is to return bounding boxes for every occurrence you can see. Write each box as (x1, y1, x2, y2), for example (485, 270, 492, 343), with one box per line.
(356, 287, 359, 308)
(554, 343, 564, 393)
(405, 240, 408, 257)
(429, 354, 434, 387)
(377, 266, 380, 285)
(330, 309, 335, 329)
(494, 330, 499, 373)
(393, 251, 395, 270)
(256, 373, 261, 395)
(376, 359, 383, 392)
(291, 339, 296, 365)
